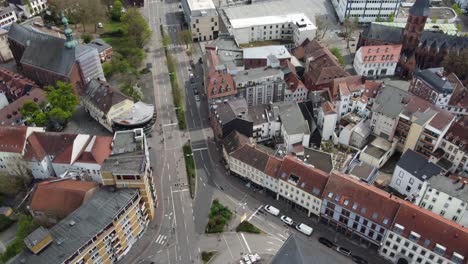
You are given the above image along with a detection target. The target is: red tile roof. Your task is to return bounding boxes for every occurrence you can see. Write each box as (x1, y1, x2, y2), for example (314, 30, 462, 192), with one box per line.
(75, 136, 113, 165)
(323, 171, 401, 228)
(23, 132, 77, 162)
(393, 201, 468, 260)
(292, 39, 323, 60)
(447, 73, 468, 109)
(0, 88, 46, 125)
(0, 68, 39, 101)
(330, 75, 383, 100)
(404, 95, 454, 131)
(285, 72, 306, 93)
(207, 72, 236, 100)
(321, 101, 336, 114)
(29, 179, 98, 216)
(277, 155, 329, 195)
(444, 122, 468, 152)
(264, 156, 282, 178)
(0, 125, 27, 153)
(359, 45, 402, 64)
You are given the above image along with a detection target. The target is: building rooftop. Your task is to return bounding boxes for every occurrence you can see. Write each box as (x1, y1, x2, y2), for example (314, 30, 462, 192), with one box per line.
(234, 67, 284, 84)
(186, 0, 215, 11)
(444, 122, 468, 152)
(243, 46, 291, 60)
(321, 101, 336, 115)
(29, 179, 98, 217)
(373, 22, 459, 35)
(358, 45, 402, 64)
(413, 68, 454, 94)
(230, 144, 271, 172)
(272, 101, 310, 136)
(24, 227, 51, 253)
(85, 38, 111, 53)
(363, 136, 392, 159)
(0, 68, 39, 101)
(349, 161, 377, 183)
(229, 13, 316, 31)
(15, 188, 139, 264)
(397, 149, 443, 181)
(83, 79, 131, 115)
(101, 154, 147, 175)
(112, 101, 155, 127)
(223, 131, 250, 154)
(248, 104, 270, 126)
(372, 86, 410, 118)
(428, 175, 468, 202)
(299, 147, 333, 174)
(111, 129, 145, 155)
(0, 87, 46, 125)
(212, 98, 250, 125)
(0, 125, 28, 153)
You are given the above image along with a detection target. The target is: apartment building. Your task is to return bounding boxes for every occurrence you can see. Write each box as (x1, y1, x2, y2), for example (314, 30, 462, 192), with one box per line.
(415, 175, 468, 226)
(317, 101, 338, 141)
(243, 45, 291, 69)
(379, 202, 467, 264)
(227, 12, 316, 47)
(277, 156, 329, 217)
(360, 136, 397, 168)
(0, 29, 13, 62)
(353, 45, 401, 78)
(181, 0, 218, 41)
(9, 0, 48, 17)
(371, 87, 408, 141)
(206, 49, 237, 103)
(331, 0, 401, 23)
(0, 6, 17, 28)
(284, 73, 308, 103)
(0, 125, 44, 176)
(234, 67, 286, 106)
(390, 149, 443, 198)
(16, 188, 150, 264)
(272, 101, 311, 152)
(320, 171, 402, 247)
(210, 99, 254, 139)
(435, 122, 468, 173)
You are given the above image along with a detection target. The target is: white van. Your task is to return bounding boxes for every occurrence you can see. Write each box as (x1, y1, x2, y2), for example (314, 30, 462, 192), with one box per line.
(295, 223, 313, 236)
(263, 205, 280, 216)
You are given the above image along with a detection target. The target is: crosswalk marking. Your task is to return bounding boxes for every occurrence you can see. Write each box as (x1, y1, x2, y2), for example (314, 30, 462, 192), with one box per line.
(155, 234, 167, 244)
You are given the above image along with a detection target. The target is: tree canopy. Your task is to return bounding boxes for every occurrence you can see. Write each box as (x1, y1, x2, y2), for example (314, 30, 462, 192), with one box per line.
(121, 8, 152, 48)
(111, 0, 123, 21)
(442, 49, 468, 81)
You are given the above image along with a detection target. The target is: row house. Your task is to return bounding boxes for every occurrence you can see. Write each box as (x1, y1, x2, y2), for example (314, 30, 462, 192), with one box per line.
(320, 171, 402, 247)
(380, 202, 467, 264)
(277, 156, 329, 217)
(435, 122, 468, 173)
(416, 175, 468, 226)
(317, 101, 338, 141)
(0, 125, 44, 176)
(353, 45, 401, 78)
(206, 50, 237, 104)
(234, 67, 285, 106)
(284, 72, 308, 103)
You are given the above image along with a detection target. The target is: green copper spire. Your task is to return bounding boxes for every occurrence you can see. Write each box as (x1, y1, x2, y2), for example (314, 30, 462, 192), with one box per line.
(61, 12, 77, 49)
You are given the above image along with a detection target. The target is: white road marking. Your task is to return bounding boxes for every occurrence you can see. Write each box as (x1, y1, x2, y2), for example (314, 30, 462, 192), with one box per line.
(203, 182, 206, 187)
(170, 186, 177, 227)
(162, 123, 178, 127)
(240, 233, 252, 253)
(168, 174, 171, 181)
(222, 235, 234, 259)
(248, 205, 263, 221)
(171, 189, 189, 193)
(192, 147, 208, 151)
(277, 233, 287, 239)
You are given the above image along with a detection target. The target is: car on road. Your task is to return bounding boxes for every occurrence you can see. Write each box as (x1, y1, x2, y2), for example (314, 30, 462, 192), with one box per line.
(336, 246, 352, 257)
(280, 215, 293, 226)
(318, 237, 335, 248)
(349, 36, 356, 41)
(295, 223, 313, 236)
(195, 95, 200, 101)
(263, 205, 280, 216)
(351, 255, 368, 264)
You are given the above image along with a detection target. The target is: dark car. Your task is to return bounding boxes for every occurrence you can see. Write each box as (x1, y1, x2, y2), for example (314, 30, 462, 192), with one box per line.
(336, 246, 351, 257)
(318, 237, 335, 248)
(351, 255, 368, 264)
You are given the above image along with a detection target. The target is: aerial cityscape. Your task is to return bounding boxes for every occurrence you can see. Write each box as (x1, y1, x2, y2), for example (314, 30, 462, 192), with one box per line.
(0, 0, 466, 263)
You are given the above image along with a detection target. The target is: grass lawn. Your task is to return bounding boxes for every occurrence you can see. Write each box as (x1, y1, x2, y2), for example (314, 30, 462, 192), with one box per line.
(205, 199, 232, 233)
(100, 21, 126, 51)
(236, 221, 261, 234)
(201, 251, 216, 263)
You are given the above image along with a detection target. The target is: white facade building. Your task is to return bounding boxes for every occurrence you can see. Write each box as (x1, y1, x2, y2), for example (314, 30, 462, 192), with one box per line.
(181, 0, 219, 41)
(317, 101, 338, 141)
(332, 0, 401, 23)
(0, 28, 13, 62)
(228, 13, 316, 47)
(272, 101, 310, 152)
(0, 6, 17, 28)
(354, 45, 402, 78)
(415, 176, 468, 226)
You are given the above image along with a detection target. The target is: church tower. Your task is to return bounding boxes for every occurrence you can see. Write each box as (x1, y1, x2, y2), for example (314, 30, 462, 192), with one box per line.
(401, 0, 430, 55)
(61, 12, 78, 49)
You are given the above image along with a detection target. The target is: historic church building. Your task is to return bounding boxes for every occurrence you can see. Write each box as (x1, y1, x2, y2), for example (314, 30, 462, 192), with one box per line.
(358, 0, 468, 79)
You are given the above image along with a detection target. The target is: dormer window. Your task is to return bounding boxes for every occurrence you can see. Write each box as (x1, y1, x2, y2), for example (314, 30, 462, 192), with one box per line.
(377, 48, 380, 53)
(434, 244, 446, 256)
(213, 79, 217, 84)
(390, 55, 394, 60)
(368, 48, 371, 52)
(226, 85, 231, 91)
(212, 88, 217, 95)
(409, 231, 420, 242)
(221, 78, 225, 83)
(393, 223, 404, 234)
(385, 47, 389, 52)
(373, 56, 376, 61)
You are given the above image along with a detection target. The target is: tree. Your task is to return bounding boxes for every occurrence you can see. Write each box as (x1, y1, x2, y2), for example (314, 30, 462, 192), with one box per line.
(315, 14, 329, 41)
(0, 172, 31, 197)
(45, 81, 79, 118)
(452, 3, 463, 15)
(343, 16, 358, 48)
(121, 8, 152, 48)
(431, 17, 437, 23)
(81, 33, 93, 43)
(111, 0, 123, 21)
(375, 15, 384, 22)
(178, 30, 192, 48)
(456, 23, 462, 33)
(387, 12, 395, 22)
(19, 100, 40, 118)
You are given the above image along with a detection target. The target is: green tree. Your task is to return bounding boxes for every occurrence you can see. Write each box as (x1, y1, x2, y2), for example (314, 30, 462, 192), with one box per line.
(178, 30, 192, 48)
(81, 33, 93, 43)
(387, 12, 395, 22)
(111, 0, 123, 21)
(375, 15, 384, 22)
(452, 3, 462, 15)
(343, 16, 358, 48)
(431, 17, 437, 23)
(45, 81, 79, 117)
(19, 100, 40, 118)
(456, 23, 462, 33)
(121, 8, 152, 48)
(442, 49, 468, 80)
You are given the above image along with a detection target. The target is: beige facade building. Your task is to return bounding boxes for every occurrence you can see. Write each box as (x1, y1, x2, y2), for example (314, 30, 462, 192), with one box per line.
(181, 0, 219, 42)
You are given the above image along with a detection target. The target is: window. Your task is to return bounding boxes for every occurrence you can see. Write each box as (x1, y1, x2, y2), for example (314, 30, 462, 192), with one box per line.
(344, 199, 349, 206)
(396, 179, 401, 186)
(409, 231, 420, 242)
(328, 192, 333, 198)
(409, 178, 415, 184)
(406, 186, 411, 192)
(372, 212, 378, 220)
(434, 244, 446, 256)
(352, 203, 358, 210)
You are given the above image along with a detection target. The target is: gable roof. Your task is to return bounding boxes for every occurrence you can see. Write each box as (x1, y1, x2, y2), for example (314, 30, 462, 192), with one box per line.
(0, 87, 46, 125)
(23, 132, 78, 162)
(0, 125, 27, 153)
(359, 44, 401, 64)
(29, 179, 98, 216)
(264, 156, 282, 178)
(83, 79, 131, 114)
(74, 136, 113, 165)
(223, 131, 250, 154)
(230, 144, 270, 172)
(285, 72, 306, 93)
(444, 122, 468, 152)
(271, 235, 316, 264)
(323, 171, 401, 228)
(277, 155, 329, 196)
(396, 149, 442, 181)
(413, 68, 454, 94)
(393, 201, 468, 260)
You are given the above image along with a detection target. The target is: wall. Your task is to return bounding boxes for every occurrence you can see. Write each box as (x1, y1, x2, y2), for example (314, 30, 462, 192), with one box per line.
(0, 33, 13, 62)
(390, 165, 424, 197)
(0, 152, 27, 176)
(190, 13, 218, 42)
(371, 112, 398, 140)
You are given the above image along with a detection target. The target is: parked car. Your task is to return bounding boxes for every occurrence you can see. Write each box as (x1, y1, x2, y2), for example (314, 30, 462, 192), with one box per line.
(97, 22, 103, 28)
(351, 255, 368, 264)
(336, 246, 352, 257)
(280, 215, 293, 226)
(193, 89, 199, 95)
(195, 95, 200, 101)
(318, 237, 334, 248)
(263, 205, 280, 216)
(295, 223, 313, 236)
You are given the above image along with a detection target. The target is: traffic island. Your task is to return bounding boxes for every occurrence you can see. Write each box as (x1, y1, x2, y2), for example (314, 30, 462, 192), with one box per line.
(205, 199, 233, 233)
(236, 220, 261, 234)
(183, 143, 196, 198)
(201, 251, 217, 263)
(160, 25, 187, 130)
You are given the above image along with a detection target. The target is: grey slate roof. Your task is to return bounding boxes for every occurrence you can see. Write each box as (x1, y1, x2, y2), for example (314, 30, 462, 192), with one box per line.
(213, 98, 250, 125)
(24, 227, 51, 250)
(234, 67, 283, 83)
(248, 104, 269, 126)
(83, 79, 130, 114)
(230, 144, 270, 172)
(414, 68, 453, 94)
(223, 131, 250, 154)
(272, 101, 310, 135)
(428, 175, 468, 202)
(8, 23, 91, 76)
(409, 0, 431, 17)
(85, 38, 112, 53)
(301, 147, 333, 173)
(101, 153, 147, 175)
(362, 23, 404, 44)
(372, 86, 410, 118)
(397, 149, 443, 181)
(13, 189, 138, 264)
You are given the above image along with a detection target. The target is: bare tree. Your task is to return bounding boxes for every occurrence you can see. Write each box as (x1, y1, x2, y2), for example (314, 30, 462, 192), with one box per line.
(315, 14, 329, 41)
(343, 16, 358, 48)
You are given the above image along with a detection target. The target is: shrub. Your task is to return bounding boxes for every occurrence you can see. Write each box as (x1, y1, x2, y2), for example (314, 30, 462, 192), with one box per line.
(330, 48, 345, 67)
(201, 251, 216, 263)
(81, 33, 93, 43)
(236, 221, 261, 234)
(205, 200, 232, 233)
(0, 215, 14, 232)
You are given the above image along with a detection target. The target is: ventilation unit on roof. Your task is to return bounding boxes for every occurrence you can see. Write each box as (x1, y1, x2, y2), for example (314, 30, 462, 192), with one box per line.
(69, 220, 76, 226)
